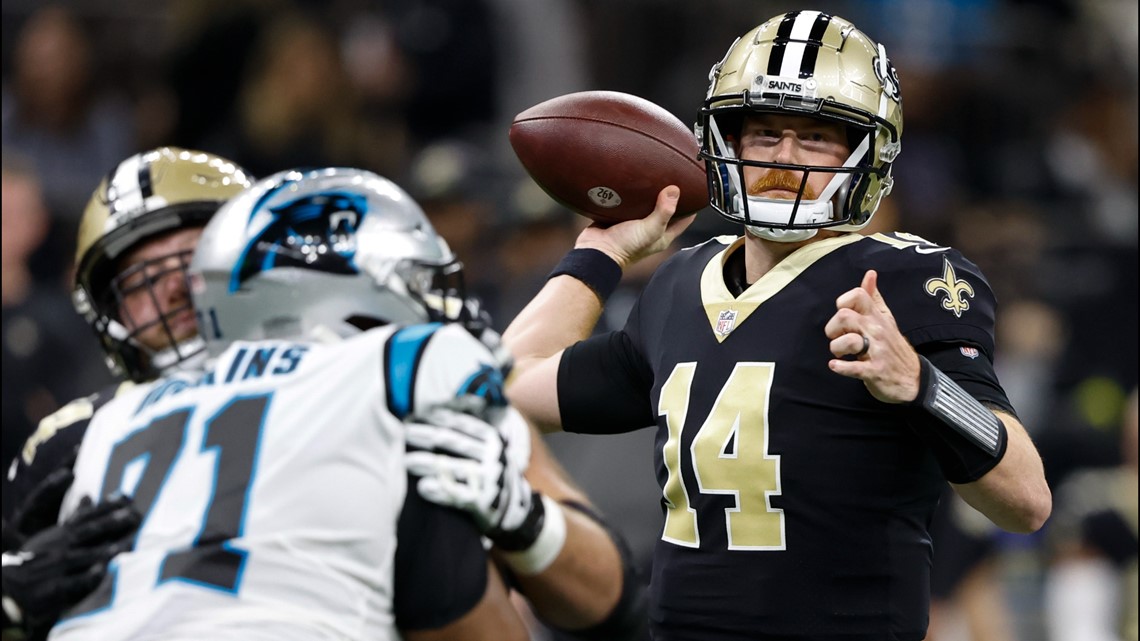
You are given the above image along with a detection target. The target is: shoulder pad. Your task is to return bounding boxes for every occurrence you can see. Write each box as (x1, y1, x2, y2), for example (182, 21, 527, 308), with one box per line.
(859, 233, 997, 356)
(21, 382, 135, 468)
(384, 323, 506, 420)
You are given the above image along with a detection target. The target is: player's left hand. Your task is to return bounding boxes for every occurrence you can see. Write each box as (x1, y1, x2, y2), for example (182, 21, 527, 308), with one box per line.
(405, 408, 539, 545)
(2, 495, 140, 630)
(825, 269, 922, 404)
(8, 456, 80, 540)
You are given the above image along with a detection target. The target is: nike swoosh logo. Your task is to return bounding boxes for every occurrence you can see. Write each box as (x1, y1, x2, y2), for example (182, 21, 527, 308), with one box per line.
(915, 246, 950, 254)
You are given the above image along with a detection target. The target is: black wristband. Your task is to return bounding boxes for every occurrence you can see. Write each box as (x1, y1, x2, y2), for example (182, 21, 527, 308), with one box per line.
(487, 491, 545, 551)
(906, 356, 1008, 483)
(548, 248, 623, 303)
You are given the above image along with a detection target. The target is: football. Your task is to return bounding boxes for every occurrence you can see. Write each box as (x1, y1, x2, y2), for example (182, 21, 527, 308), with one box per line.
(509, 90, 707, 226)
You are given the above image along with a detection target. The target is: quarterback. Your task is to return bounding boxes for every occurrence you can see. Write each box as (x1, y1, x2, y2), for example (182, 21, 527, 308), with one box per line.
(503, 11, 1051, 641)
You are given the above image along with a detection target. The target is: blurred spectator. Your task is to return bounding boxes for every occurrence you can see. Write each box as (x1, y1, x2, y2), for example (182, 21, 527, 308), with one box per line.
(384, 0, 499, 147)
(994, 298, 1067, 431)
(1, 154, 112, 491)
(203, 9, 404, 178)
(160, 0, 269, 150)
(490, 178, 583, 324)
(1044, 386, 1138, 641)
(405, 138, 509, 314)
(1, 5, 135, 281)
(926, 486, 1017, 641)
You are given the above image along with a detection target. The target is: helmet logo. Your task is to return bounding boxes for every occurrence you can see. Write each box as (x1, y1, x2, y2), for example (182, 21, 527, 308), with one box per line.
(230, 192, 368, 292)
(752, 75, 818, 99)
(873, 44, 902, 103)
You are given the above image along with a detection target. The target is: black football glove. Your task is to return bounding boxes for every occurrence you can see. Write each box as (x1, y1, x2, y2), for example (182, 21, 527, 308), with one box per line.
(8, 454, 81, 541)
(2, 495, 140, 631)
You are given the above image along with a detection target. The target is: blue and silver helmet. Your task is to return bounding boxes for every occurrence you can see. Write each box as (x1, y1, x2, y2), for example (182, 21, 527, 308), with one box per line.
(189, 167, 464, 353)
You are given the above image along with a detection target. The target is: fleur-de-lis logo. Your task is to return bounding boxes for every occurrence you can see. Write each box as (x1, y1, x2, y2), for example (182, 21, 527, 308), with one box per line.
(925, 258, 974, 318)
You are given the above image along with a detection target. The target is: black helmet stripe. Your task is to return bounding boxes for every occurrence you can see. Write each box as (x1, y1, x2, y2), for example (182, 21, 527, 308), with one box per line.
(136, 155, 154, 200)
(765, 11, 832, 79)
(764, 11, 800, 75)
(798, 13, 832, 78)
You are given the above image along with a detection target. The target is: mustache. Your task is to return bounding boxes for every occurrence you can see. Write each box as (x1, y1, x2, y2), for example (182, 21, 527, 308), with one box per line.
(747, 170, 817, 200)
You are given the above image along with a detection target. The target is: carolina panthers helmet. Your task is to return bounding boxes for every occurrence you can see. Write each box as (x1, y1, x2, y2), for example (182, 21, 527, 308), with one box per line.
(74, 147, 253, 381)
(697, 11, 903, 241)
(189, 167, 466, 353)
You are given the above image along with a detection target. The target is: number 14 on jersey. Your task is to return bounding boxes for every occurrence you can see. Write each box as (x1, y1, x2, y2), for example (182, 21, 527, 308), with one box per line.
(658, 362, 785, 550)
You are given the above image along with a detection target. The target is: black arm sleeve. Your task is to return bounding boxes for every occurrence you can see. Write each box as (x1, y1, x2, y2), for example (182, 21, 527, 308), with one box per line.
(909, 342, 1017, 483)
(557, 331, 655, 434)
(393, 474, 489, 630)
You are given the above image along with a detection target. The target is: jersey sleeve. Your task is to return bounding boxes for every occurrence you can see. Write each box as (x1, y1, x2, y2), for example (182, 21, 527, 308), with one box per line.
(2, 383, 129, 531)
(557, 329, 655, 434)
(869, 234, 998, 359)
(382, 323, 507, 420)
(393, 473, 489, 630)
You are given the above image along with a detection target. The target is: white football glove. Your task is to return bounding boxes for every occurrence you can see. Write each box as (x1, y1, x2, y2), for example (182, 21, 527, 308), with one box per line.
(405, 408, 540, 548)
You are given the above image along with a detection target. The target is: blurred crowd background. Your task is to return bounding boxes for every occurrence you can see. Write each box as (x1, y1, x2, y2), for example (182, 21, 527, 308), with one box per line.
(2, 1, 1136, 639)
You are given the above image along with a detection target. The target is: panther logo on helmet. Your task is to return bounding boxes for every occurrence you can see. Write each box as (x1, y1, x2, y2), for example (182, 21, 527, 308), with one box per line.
(230, 192, 370, 292)
(190, 168, 466, 353)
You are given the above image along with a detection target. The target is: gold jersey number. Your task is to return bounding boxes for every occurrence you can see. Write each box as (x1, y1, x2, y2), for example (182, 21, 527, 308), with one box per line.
(659, 362, 785, 550)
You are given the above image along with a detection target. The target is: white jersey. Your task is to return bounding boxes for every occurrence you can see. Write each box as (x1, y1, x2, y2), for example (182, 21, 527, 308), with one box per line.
(49, 323, 505, 641)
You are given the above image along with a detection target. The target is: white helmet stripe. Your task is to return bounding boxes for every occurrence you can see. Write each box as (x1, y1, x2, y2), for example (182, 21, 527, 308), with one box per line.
(106, 153, 146, 220)
(777, 11, 822, 77)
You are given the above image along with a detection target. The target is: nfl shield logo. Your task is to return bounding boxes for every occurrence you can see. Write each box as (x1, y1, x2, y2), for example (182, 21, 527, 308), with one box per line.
(715, 309, 738, 337)
(960, 346, 979, 359)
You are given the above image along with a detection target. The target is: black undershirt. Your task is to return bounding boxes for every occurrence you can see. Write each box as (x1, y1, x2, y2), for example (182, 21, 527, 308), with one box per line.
(722, 244, 750, 297)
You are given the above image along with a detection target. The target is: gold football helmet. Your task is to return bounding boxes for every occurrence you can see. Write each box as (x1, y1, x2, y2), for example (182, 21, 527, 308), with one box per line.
(73, 147, 252, 381)
(697, 11, 903, 241)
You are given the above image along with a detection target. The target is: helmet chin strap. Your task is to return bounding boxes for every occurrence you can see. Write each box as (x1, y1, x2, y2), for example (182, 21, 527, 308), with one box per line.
(745, 225, 819, 243)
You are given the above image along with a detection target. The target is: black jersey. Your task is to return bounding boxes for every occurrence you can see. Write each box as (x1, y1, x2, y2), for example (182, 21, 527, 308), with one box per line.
(3, 382, 132, 530)
(558, 232, 1011, 641)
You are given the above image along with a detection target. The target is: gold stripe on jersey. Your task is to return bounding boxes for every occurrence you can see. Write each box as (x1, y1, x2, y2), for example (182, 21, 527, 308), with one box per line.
(701, 233, 864, 342)
(22, 381, 136, 465)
